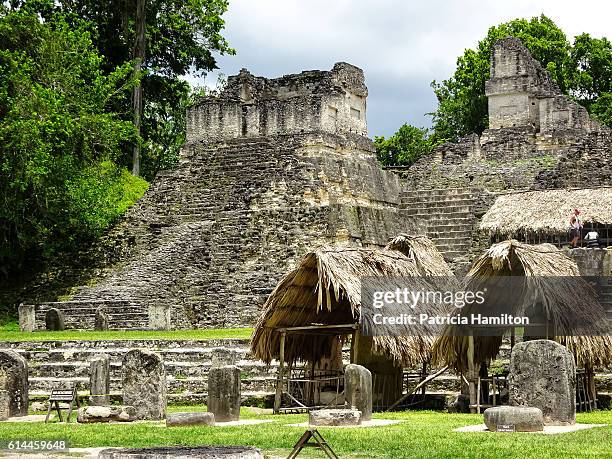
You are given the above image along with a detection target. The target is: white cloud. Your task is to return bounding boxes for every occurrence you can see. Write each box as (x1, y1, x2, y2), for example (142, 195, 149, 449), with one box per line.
(190, 0, 612, 136)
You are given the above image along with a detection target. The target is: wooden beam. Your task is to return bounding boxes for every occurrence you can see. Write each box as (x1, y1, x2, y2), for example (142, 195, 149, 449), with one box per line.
(386, 365, 448, 412)
(467, 332, 477, 414)
(276, 324, 358, 333)
(274, 332, 286, 414)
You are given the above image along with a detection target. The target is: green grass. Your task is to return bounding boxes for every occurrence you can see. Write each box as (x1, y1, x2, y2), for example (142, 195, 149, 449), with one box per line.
(1, 407, 610, 458)
(0, 323, 253, 342)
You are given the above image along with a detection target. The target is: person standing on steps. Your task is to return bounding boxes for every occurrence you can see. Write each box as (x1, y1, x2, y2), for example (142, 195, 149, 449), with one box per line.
(569, 208, 583, 248)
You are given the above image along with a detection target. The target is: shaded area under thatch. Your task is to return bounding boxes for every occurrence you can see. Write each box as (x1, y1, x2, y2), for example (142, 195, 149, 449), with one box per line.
(480, 188, 612, 236)
(251, 234, 456, 367)
(432, 240, 612, 372)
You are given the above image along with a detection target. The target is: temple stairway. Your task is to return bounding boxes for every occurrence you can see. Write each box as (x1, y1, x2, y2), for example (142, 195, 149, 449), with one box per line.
(400, 188, 476, 268)
(2, 338, 610, 407)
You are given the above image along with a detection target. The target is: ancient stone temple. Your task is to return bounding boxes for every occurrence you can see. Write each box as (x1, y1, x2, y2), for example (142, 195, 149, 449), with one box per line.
(43, 63, 413, 329)
(16, 38, 612, 328)
(397, 37, 612, 274)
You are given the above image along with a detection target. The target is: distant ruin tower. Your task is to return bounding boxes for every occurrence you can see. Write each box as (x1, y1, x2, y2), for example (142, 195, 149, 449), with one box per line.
(64, 63, 413, 329)
(186, 62, 368, 143)
(485, 37, 601, 134)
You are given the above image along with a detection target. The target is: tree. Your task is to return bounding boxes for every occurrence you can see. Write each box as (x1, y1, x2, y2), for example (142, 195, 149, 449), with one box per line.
(0, 9, 147, 275)
(430, 15, 571, 144)
(11, 0, 234, 180)
(374, 124, 432, 167)
(132, 0, 146, 176)
(568, 33, 612, 121)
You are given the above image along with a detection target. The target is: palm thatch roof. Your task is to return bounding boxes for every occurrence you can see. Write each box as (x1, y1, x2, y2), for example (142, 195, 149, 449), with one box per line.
(480, 188, 612, 236)
(251, 235, 456, 367)
(433, 240, 612, 372)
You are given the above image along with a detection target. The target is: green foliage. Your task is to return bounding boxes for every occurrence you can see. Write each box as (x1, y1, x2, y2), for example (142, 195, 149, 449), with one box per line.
(569, 34, 612, 104)
(0, 325, 253, 341)
(11, 0, 234, 180)
(0, 9, 142, 272)
(66, 161, 148, 236)
(591, 92, 612, 126)
(430, 14, 572, 144)
(374, 124, 433, 167)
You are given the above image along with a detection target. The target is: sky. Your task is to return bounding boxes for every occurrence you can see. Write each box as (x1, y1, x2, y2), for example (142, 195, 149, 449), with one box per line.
(186, 0, 612, 138)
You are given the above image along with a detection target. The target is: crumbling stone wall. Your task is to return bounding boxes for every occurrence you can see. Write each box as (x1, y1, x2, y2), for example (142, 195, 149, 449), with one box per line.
(186, 62, 367, 143)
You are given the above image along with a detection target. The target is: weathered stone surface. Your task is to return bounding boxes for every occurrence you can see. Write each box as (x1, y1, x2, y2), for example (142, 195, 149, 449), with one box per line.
(77, 405, 136, 423)
(0, 350, 28, 416)
(45, 308, 65, 331)
(344, 364, 372, 421)
(13, 63, 416, 329)
(18, 303, 36, 332)
(309, 409, 362, 426)
(484, 406, 544, 432)
(148, 304, 171, 330)
(207, 365, 240, 422)
(166, 412, 215, 427)
(211, 348, 238, 367)
(509, 339, 576, 425)
(95, 308, 109, 331)
(121, 350, 166, 420)
(90, 354, 110, 406)
(98, 446, 264, 459)
(30, 401, 49, 412)
(0, 391, 10, 420)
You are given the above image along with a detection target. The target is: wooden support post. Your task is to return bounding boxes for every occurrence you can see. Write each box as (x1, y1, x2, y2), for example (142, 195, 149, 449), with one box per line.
(510, 327, 516, 349)
(274, 332, 286, 414)
(350, 329, 357, 363)
(467, 332, 477, 414)
(492, 376, 497, 406)
(476, 376, 481, 414)
(351, 330, 360, 364)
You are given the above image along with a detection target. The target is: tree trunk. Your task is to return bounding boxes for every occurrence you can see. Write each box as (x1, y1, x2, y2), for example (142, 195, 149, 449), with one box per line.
(132, 0, 146, 176)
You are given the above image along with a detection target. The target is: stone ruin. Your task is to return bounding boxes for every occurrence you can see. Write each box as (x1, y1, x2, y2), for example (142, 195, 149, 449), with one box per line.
(19, 62, 414, 330)
(0, 350, 28, 417)
(121, 349, 167, 420)
(207, 348, 241, 422)
(509, 339, 576, 425)
(397, 37, 612, 273)
(10, 37, 612, 327)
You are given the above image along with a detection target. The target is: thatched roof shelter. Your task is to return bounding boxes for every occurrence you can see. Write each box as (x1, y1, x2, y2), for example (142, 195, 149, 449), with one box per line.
(251, 234, 456, 367)
(480, 188, 612, 236)
(433, 240, 612, 372)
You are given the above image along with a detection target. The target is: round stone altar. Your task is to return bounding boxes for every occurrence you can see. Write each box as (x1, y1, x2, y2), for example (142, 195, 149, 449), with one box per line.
(97, 446, 263, 459)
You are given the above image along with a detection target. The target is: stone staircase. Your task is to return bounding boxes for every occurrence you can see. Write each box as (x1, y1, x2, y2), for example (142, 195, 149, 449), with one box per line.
(400, 188, 476, 262)
(2, 338, 609, 408)
(3, 339, 277, 405)
(31, 300, 149, 331)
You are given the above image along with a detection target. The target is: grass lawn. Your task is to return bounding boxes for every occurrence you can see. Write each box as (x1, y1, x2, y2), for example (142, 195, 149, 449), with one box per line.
(0, 407, 610, 458)
(0, 321, 253, 342)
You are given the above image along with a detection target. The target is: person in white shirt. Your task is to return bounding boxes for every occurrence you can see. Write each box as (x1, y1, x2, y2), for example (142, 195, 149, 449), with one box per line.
(569, 209, 583, 248)
(584, 230, 600, 248)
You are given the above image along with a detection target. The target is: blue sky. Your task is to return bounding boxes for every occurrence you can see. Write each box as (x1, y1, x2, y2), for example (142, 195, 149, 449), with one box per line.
(185, 0, 612, 138)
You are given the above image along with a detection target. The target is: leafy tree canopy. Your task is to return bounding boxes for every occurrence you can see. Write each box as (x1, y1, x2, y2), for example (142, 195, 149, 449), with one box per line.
(374, 124, 432, 167)
(8, 0, 234, 180)
(0, 9, 147, 274)
(430, 14, 573, 144)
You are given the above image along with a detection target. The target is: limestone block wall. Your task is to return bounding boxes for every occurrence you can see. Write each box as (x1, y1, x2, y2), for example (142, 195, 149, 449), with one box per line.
(186, 63, 367, 144)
